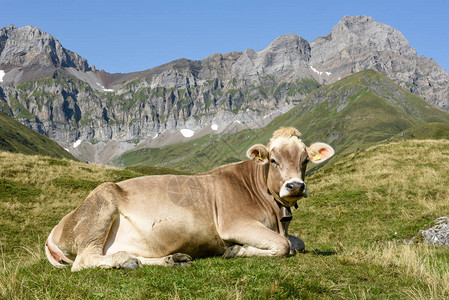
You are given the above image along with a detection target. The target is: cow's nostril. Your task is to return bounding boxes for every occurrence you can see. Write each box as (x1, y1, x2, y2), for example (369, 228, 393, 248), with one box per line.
(286, 181, 304, 191)
(280, 180, 307, 198)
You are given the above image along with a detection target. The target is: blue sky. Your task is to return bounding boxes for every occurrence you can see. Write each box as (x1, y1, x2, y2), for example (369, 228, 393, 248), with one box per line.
(1, 0, 448, 74)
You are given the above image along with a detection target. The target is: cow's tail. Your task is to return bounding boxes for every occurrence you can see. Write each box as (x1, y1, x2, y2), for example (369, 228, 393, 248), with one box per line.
(45, 231, 73, 268)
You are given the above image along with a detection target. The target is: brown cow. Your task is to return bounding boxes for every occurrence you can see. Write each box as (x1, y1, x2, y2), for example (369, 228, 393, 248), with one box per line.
(45, 127, 334, 271)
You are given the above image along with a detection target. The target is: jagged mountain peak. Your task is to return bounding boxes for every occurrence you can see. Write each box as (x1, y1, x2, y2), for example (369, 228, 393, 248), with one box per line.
(308, 15, 448, 110)
(262, 34, 310, 60)
(338, 15, 376, 29)
(14, 24, 47, 37)
(231, 33, 311, 81)
(331, 15, 415, 55)
(312, 15, 416, 61)
(0, 24, 18, 33)
(266, 33, 307, 47)
(0, 24, 90, 76)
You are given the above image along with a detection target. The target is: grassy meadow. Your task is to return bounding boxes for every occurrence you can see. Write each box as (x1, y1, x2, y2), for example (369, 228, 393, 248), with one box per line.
(1, 139, 449, 299)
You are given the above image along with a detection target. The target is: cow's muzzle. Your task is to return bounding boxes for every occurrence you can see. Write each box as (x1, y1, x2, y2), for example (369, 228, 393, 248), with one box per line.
(279, 178, 308, 199)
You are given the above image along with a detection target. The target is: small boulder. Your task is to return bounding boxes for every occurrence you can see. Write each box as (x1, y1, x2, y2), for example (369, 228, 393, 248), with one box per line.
(412, 217, 449, 246)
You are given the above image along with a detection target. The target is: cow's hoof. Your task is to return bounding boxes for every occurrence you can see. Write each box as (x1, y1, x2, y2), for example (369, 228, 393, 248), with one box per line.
(223, 245, 241, 258)
(171, 253, 192, 267)
(173, 253, 192, 263)
(120, 257, 141, 270)
(288, 235, 305, 254)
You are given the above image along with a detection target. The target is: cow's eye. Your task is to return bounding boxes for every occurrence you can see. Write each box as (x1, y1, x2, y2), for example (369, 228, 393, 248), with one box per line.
(270, 159, 278, 166)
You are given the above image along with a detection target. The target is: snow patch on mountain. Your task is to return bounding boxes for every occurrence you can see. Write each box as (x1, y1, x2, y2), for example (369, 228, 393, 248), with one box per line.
(310, 66, 322, 76)
(96, 82, 114, 92)
(73, 139, 82, 148)
(180, 129, 194, 138)
(310, 66, 331, 76)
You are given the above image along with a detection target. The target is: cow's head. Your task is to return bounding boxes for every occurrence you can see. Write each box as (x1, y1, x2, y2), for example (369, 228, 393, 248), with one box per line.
(247, 127, 334, 207)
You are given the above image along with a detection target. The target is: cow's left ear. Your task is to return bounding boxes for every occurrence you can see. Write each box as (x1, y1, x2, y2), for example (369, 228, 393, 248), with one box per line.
(247, 144, 269, 165)
(307, 143, 334, 164)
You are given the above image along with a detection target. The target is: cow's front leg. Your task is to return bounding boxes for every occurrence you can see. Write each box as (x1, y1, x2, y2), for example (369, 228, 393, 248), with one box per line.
(281, 220, 305, 254)
(221, 222, 290, 258)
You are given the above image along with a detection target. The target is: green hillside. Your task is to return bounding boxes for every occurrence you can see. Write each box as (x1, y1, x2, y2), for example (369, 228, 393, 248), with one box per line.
(125, 165, 191, 176)
(388, 122, 449, 142)
(2, 140, 449, 298)
(0, 111, 76, 160)
(264, 69, 449, 152)
(114, 70, 449, 172)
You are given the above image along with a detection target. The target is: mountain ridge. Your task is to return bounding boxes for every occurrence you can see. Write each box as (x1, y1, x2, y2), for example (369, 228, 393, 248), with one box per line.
(0, 16, 448, 163)
(113, 69, 449, 171)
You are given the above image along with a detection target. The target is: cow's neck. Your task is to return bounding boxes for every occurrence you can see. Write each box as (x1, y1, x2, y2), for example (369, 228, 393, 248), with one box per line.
(261, 163, 295, 222)
(238, 161, 279, 212)
(226, 161, 292, 236)
(254, 162, 294, 224)
(245, 161, 273, 202)
(218, 161, 293, 228)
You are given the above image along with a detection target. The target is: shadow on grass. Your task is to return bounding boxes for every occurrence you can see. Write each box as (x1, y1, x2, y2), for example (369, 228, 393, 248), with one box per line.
(307, 250, 338, 256)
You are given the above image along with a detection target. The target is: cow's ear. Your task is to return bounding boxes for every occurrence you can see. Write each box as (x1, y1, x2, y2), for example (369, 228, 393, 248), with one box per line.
(307, 143, 334, 164)
(247, 144, 269, 165)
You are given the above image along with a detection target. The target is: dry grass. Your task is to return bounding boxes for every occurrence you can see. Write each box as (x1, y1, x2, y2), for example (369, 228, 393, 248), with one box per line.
(368, 242, 449, 299)
(309, 139, 449, 220)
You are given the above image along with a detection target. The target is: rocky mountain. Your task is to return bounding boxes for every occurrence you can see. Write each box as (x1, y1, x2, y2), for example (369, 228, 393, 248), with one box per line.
(310, 16, 449, 110)
(0, 25, 89, 82)
(0, 16, 448, 164)
(114, 70, 449, 172)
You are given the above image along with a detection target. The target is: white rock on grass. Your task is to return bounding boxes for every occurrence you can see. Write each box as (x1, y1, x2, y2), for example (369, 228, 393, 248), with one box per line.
(410, 216, 449, 246)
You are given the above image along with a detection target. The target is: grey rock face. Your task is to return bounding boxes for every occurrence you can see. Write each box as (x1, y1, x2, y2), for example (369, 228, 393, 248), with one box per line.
(310, 15, 449, 110)
(231, 34, 311, 81)
(413, 217, 449, 246)
(0, 25, 89, 74)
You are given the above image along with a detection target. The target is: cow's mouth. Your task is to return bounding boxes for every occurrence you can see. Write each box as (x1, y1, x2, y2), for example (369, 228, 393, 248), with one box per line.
(275, 193, 306, 208)
(282, 194, 306, 204)
(283, 194, 306, 201)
